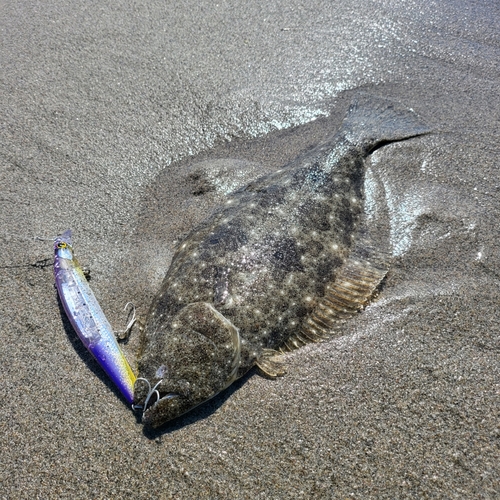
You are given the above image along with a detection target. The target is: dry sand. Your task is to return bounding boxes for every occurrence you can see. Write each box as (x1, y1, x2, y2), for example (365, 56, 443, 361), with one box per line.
(1, 0, 499, 498)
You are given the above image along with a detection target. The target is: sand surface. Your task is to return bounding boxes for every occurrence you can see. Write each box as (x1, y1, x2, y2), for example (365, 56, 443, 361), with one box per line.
(1, 0, 499, 498)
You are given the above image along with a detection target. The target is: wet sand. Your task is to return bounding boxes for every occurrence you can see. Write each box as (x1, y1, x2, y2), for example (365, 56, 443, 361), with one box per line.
(1, 0, 499, 498)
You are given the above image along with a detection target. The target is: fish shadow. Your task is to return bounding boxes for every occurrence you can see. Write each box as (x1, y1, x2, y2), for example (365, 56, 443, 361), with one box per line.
(56, 294, 134, 410)
(141, 370, 255, 439)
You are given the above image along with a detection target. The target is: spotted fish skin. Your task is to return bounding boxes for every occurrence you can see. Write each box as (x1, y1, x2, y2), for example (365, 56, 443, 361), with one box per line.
(135, 95, 430, 427)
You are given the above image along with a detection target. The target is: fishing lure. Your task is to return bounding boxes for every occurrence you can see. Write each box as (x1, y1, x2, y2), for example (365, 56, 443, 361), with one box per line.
(54, 229, 137, 404)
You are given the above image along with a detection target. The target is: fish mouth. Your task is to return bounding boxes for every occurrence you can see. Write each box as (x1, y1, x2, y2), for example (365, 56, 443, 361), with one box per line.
(142, 391, 180, 424)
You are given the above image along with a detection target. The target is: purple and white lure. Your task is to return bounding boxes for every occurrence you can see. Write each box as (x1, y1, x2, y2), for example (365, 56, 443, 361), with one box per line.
(54, 229, 137, 404)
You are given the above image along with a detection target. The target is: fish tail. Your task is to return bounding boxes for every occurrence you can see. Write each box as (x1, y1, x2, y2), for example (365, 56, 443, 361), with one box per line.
(340, 94, 431, 153)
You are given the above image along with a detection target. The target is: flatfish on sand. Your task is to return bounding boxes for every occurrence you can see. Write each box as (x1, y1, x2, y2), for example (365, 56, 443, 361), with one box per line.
(134, 95, 430, 427)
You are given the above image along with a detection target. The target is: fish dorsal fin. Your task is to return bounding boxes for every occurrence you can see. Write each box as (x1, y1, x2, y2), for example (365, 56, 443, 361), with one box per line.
(281, 237, 391, 352)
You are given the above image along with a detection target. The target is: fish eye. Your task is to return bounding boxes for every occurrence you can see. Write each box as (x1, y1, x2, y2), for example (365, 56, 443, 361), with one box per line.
(162, 393, 180, 401)
(156, 364, 168, 378)
(57, 242, 67, 249)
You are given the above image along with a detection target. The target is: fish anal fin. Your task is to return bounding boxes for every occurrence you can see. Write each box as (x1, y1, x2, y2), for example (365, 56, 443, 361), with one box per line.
(282, 240, 391, 353)
(256, 349, 287, 378)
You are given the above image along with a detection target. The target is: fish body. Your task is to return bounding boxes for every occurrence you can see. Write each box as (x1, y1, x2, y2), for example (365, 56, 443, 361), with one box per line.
(54, 230, 137, 404)
(135, 96, 430, 427)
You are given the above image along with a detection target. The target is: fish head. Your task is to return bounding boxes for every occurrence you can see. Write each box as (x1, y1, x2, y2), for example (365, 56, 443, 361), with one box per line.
(135, 302, 241, 427)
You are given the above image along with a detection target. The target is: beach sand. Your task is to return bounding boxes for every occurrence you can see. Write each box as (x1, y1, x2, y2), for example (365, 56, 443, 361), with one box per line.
(1, 0, 499, 498)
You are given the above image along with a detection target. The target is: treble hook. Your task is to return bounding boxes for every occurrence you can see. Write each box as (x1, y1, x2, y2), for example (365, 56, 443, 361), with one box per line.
(132, 378, 163, 416)
(116, 302, 137, 340)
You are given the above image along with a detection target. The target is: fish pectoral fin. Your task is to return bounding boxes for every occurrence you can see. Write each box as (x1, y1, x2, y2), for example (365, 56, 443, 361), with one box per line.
(176, 302, 240, 348)
(174, 302, 241, 381)
(256, 349, 287, 378)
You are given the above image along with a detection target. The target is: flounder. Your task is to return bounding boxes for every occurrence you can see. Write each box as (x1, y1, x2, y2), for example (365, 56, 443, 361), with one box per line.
(134, 95, 430, 427)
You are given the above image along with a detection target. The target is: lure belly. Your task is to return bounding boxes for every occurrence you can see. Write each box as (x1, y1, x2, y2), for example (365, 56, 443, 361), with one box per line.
(54, 229, 136, 404)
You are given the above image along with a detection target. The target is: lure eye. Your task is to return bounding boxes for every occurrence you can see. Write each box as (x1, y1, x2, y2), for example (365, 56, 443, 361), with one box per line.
(57, 242, 67, 249)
